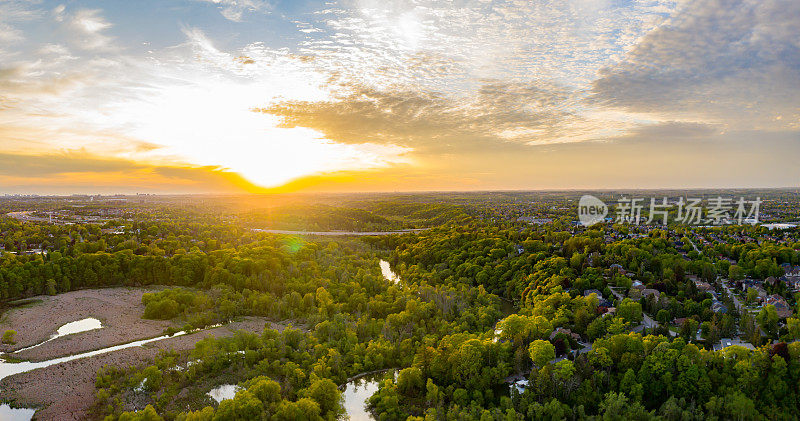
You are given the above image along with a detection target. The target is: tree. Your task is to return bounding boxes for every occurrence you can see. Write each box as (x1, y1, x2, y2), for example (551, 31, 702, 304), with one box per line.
(301, 377, 342, 418)
(396, 367, 424, 397)
(656, 309, 670, 326)
(247, 376, 281, 405)
(598, 392, 629, 420)
(529, 340, 556, 367)
(215, 390, 263, 420)
(728, 265, 744, 281)
(553, 359, 575, 382)
(617, 299, 643, 324)
(680, 318, 698, 343)
(746, 288, 758, 305)
(2, 329, 16, 344)
(119, 405, 163, 421)
(46, 278, 57, 296)
(587, 317, 608, 341)
(786, 318, 800, 341)
(757, 305, 779, 338)
(274, 398, 321, 420)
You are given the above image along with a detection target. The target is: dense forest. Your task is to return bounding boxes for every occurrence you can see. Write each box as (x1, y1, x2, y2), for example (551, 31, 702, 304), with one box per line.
(1, 193, 799, 420)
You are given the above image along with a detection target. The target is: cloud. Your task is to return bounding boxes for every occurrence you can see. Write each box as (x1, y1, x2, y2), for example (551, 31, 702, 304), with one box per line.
(590, 0, 800, 130)
(65, 8, 114, 50)
(195, 0, 273, 21)
(296, 0, 680, 93)
(0, 1, 41, 36)
(0, 151, 258, 194)
(259, 81, 591, 152)
(247, 0, 686, 158)
(621, 121, 721, 142)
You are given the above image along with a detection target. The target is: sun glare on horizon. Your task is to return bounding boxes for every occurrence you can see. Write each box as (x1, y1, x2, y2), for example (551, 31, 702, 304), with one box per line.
(104, 75, 411, 188)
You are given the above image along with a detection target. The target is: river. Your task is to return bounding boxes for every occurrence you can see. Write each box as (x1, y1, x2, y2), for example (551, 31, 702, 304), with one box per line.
(0, 320, 188, 420)
(0, 403, 36, 421)
(341, 370, 396, 421)
(338, 261, 401, 420)
(0, 260, 405, 419)
(14, 317, 102, 353)
(379, 260, 400, 284)
(0, 330, 188, 382)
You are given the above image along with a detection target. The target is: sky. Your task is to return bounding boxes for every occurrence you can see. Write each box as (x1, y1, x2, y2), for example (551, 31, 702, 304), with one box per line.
(1, 0, 798, 194)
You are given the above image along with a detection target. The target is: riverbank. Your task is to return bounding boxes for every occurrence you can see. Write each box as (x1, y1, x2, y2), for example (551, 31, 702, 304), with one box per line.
(1, 317, 276, 420)
(0, 287, 174, 361)
(0, 287, 289, 420)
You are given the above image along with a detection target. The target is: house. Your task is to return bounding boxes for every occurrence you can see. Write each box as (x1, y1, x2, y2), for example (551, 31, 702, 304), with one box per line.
(641, 289, 660, 300)
(740, 279, 760, 292)
(631, 280, 645, 290)
(765, 294, 793, 318)
(598, 298, 613, 307)
(695, 281, 713, 293)
(673, 317, 689, 327)
(712, 302, 728, 314)
(610, 264, 625, 274)
(550, 327, 581, 342)
(584, 289, 603, 299)
(765, 276, 778, 287)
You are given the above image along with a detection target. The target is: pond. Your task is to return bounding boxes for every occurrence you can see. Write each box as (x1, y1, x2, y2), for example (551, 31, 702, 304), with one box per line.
(14, 317, 103, 353)
(55, 318, 102, 337)
(0, 403, 36, 420)
(208, 384, 240, 403)
(342, 371, 395, 421)
(379, 260, 400, 284)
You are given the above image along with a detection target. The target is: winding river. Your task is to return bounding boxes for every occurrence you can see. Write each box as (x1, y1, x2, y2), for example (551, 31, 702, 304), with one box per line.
(341, 372, 388, 421)
(0, 330, 187, 382)
(0, 319, 188, 420)
(337, 262, 403, 420)
(13, 317, 102, 353)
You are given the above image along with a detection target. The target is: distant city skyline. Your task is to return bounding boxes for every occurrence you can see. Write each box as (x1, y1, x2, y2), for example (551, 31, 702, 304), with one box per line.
(1, 0, 799, 194)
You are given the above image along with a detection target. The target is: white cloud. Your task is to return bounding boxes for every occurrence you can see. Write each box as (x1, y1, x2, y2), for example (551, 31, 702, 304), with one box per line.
(195, 0, 273, 21)
(66, 8, 114, 50)
(591, 0, 800, 130)
(0, 1, 41, 44)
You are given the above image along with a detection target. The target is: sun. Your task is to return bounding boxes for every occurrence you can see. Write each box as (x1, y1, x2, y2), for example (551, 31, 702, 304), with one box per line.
(95, 74, 408, 188)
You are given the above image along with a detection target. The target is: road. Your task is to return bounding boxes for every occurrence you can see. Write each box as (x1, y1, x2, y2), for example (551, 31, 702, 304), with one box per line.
(687, 238, 701, 254)
(251, 228, 426, 236)
(720, 278, 743, 312)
